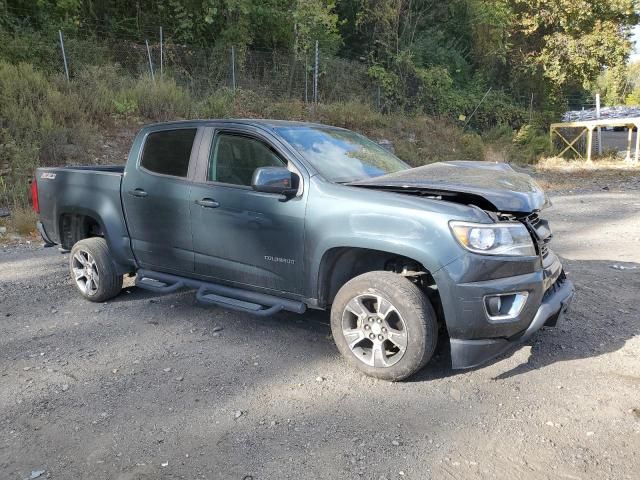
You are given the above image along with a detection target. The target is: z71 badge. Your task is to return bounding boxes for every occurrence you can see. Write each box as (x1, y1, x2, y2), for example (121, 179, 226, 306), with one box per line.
(40, 172, 56, 180)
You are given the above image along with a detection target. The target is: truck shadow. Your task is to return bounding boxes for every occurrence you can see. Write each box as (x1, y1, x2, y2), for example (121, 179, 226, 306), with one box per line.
(415, 258, 640, 382)
(491, 258, 639, 380)
(110, 258, 639, 384)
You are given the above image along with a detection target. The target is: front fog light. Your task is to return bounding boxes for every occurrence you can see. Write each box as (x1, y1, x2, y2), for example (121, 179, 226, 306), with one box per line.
(484, 292, 529, 321)
(486, 295, 502, 316)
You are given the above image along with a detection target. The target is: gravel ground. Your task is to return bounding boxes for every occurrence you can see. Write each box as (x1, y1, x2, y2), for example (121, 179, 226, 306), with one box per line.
(1, 186, 639, 480)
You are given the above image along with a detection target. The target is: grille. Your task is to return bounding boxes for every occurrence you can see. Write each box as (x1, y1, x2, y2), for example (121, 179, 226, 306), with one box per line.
(543, 269, 566, 299)
(520, 212, 553, 258)
(526, 212, 542, 228)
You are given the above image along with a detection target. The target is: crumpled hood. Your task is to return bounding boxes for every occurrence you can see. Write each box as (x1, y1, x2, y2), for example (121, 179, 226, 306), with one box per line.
(349, 161, 550, 213)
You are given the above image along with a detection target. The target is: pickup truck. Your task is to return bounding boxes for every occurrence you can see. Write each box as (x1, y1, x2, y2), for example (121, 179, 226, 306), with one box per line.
(33, 120, 574, 381)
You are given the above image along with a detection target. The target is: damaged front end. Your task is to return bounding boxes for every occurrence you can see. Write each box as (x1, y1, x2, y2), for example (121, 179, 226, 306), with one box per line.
(436, 204, 574, 369)
(348, 160, 551, 213)
(350, 160, 574, 369)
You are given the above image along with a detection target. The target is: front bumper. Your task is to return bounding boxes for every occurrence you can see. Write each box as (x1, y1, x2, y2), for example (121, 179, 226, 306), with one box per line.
(449, 276, 574, 369)
(433, 247, 574, 370)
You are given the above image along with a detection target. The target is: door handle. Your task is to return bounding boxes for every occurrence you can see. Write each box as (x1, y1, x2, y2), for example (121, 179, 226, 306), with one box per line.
(196, 198, 220, 208)
(128, 188, 148, 198)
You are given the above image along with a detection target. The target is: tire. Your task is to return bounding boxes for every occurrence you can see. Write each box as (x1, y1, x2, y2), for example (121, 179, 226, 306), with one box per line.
(330, 271, 438, 381)
(69, 237, 123, 302)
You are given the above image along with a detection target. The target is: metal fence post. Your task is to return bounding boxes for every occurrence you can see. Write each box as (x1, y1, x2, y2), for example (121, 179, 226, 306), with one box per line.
(231, 46, 236, 93)
(58, 30, 70, 82)
(145, 40, 155, 83)
(159, 26, 163, 78)
(529, 92, 534, 124)
(304, 57, 308, 103)
(596, 93, 602, 155)
(313, 40, 319, 104)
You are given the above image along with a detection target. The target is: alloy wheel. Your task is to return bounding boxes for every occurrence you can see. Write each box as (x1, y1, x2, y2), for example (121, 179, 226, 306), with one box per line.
(341, 293, 408, 368)
(71, 249, 100, 296)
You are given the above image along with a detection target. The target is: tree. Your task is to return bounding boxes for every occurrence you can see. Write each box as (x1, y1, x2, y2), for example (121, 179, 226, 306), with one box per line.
(507, 0, 637, 101)
(1, 0, 638, 121)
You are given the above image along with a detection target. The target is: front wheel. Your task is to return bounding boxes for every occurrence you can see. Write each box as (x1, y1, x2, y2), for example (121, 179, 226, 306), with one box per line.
(69, 237, 123, 302)
(330, 271, 438, 381)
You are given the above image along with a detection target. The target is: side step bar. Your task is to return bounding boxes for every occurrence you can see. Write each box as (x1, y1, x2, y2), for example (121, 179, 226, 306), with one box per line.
(135, 269, 306, 317)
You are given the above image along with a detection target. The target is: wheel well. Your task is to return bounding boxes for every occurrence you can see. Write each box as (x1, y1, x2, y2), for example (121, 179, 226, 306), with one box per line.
(318, 248, 442, 318)
(59, 213, 104, 250)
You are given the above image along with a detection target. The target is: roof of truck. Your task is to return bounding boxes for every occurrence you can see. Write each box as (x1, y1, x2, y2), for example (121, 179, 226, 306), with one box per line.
(143, 119, 344, 131)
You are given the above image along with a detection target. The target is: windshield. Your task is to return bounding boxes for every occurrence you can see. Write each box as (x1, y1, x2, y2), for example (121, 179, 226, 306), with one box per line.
(275, 126, 409, 183)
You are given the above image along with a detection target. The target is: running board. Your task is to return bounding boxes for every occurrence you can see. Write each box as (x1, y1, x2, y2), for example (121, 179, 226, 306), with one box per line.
(135, 269, 306, 317)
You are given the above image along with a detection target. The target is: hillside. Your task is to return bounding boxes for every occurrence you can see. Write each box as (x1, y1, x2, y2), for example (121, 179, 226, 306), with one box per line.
(0, 60, 489, 209)
(0, 0, 637, 210)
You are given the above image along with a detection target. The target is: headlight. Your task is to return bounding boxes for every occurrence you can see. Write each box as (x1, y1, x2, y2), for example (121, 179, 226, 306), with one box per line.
(449, 221, 536, 256)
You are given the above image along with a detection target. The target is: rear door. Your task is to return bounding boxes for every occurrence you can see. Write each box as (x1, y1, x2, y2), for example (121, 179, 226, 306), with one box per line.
(122, 126, 201, 273)
(189, 125, 308, 295)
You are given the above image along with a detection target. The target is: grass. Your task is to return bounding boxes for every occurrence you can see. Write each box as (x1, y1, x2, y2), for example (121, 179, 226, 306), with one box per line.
(534, 156, 640, 190)
(0, 205, 38, 237)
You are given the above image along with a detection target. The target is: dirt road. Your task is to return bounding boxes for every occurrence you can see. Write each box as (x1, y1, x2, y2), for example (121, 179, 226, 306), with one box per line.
(1, 187, 639, 480)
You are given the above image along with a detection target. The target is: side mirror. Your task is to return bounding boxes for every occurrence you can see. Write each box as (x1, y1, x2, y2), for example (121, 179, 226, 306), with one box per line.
(251, 167, 299, 198)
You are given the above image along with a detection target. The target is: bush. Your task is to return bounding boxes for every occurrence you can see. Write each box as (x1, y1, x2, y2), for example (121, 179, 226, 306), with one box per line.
(0, 61, 98, 207)
(462, 90, 527, 132)
(10, 206, 38, 236)
(482, 123, 550, 164)
(317, 101, 389, 130)
(383, 115, 487, 165)
(417, 66, 456, 116)
(260, 99, 308, 121)
(0, 30, 59, 73)
(73, 65, 135, 120)
(198, 88, 236, 118)
(127, 77, 193, 121)
(483, 123, 514, 144)
(112, 97, 138, 117)
(460, 133, 485, 160)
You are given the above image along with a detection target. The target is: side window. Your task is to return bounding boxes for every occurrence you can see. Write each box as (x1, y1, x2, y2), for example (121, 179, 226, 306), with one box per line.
(208, 133, 285, 186)
(140, 128, 197, 178)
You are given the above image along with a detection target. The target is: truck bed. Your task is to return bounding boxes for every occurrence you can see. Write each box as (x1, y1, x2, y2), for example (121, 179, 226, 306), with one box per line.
(35, 165, 132, 266)
(46, 165, 126, 173)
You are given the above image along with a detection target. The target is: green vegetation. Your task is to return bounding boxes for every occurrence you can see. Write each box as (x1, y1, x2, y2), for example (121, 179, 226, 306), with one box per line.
(622, 62, 640, 106)
(483, 124, 552, 164)
(0, 1, 637, 208)
(0, 59, 485, 207)
(2, 1, 636, 120)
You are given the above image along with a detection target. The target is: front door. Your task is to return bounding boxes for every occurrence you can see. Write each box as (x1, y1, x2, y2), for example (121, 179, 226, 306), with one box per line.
(189, 128, 306, 294)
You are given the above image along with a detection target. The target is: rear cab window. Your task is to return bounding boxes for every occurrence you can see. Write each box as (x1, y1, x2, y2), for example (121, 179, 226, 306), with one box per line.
(140, 128, 197, 177)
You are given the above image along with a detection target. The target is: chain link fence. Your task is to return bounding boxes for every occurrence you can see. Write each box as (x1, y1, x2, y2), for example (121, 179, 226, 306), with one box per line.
(54, 27, 379, 108)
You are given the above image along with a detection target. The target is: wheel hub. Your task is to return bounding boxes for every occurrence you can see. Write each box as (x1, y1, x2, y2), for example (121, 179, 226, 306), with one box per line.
(370, 322, 382, 335)
(341, 294, 408, 368)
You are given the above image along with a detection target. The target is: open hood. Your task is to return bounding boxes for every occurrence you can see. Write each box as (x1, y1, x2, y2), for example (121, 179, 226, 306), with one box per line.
(349, 161, 550, 213)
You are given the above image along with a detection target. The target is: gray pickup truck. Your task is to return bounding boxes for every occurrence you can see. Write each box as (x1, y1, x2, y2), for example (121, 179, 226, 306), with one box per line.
(33, 120, 574, 380)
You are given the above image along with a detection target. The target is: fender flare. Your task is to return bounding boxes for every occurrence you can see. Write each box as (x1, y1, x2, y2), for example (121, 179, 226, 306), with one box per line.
(56, 206, 136, 274)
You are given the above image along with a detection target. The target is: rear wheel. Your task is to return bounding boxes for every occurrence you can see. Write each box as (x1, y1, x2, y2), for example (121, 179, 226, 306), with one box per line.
(69, 238, 123, 302)
(330, 271, 438, 381)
